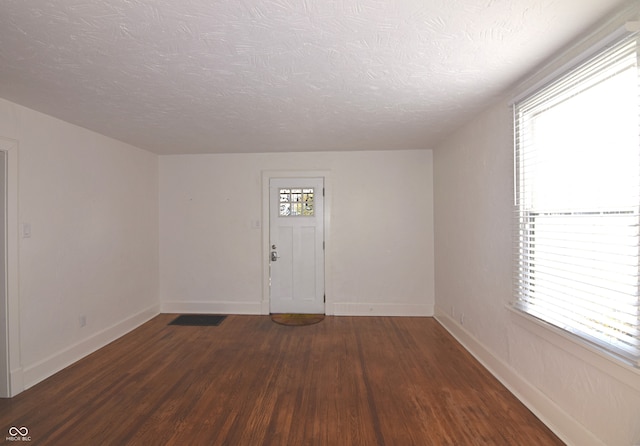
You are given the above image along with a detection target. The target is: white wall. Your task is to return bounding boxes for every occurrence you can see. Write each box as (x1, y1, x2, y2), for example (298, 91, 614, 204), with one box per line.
(0, 98, 159, 393)
(159, 150, 434, 316)
(432, 97, 640, 446)
(433, 6, 640, 445)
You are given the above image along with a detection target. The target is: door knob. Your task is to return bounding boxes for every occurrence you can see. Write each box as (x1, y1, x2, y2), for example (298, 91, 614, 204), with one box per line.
(271, 251, 279, 261)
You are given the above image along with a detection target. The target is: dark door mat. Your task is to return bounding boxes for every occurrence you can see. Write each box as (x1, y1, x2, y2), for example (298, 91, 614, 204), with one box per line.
(169, 314, 227, 326)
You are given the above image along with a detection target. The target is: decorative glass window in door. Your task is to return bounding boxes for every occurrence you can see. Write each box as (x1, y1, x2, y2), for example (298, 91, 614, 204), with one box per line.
(279, 188, 314, 216)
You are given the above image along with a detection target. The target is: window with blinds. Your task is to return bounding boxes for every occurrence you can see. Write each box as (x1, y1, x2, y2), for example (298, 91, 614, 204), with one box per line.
(513, 31, 640, 367)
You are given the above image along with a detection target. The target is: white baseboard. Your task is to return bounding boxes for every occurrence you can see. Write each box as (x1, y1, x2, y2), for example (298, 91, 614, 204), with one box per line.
(161, 301, 263, 315)
(9, 366, 24, 397)
(434, 307, 605, 446)
(20, 304, 160, 392)
(332, 302, 434, 316)
(161, 301, 433, 316)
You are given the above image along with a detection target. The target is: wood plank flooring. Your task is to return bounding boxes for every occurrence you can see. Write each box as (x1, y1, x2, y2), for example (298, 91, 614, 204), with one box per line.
(0, 315, 564, 445)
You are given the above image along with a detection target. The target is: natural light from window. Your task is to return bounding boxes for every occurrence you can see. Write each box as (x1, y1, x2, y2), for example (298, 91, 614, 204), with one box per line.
(515, 34, 640, 365)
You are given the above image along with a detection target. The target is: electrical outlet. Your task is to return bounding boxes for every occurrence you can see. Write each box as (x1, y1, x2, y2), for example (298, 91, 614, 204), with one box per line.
(460, 313, 465, 325)
(79, 315, 86, 327)
(21, 222, 31, 238)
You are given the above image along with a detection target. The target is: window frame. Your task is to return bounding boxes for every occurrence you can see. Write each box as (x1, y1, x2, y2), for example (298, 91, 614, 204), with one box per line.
(512, 30, 640, 368)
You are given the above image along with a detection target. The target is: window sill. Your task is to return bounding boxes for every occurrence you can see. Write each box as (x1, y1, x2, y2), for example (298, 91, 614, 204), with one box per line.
(507, 304, 640, 392)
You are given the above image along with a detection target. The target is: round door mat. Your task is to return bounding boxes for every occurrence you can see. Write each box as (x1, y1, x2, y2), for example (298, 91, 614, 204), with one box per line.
(271, 313, 325, 326)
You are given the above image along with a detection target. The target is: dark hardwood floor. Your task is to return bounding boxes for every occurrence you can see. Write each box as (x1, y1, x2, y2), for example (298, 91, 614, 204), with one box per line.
(0, 315, 564, 445)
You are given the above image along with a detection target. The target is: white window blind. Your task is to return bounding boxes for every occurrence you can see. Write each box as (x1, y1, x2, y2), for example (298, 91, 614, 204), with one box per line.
(513, 31, 640, 367)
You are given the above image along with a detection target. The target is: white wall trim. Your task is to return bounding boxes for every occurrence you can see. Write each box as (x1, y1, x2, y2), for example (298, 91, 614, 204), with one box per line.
(507, 306, 640, 392)
(9, 366, 23, 397)
(161, 301, 435, 317)
(509, 2, 640, 105)
(20, 304, 159, 391)
(0, 137, 20, 397)
(161, 301, 263, 315)
(434, 306, 605, 446)
(333, 302, 434, 317)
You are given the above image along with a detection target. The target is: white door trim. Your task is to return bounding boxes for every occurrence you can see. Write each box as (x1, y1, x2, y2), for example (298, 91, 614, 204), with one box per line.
(261, 170, 332, 315)
(0, 137, 20, 397)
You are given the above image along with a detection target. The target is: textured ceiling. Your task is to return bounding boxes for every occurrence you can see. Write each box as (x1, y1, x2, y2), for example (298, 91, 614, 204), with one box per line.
(0, 0, 632, 154)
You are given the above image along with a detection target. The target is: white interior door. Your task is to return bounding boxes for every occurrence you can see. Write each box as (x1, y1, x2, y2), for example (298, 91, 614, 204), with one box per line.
(270, 177, 324, 314)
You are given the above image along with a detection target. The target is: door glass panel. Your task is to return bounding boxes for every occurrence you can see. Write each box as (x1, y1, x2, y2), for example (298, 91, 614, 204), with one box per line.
(280, 203, 291, 216)
(279, 188, 314, 216)
(303, 203, 314, 216)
